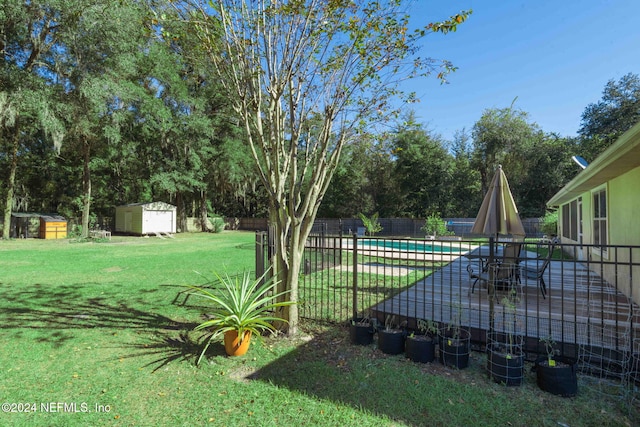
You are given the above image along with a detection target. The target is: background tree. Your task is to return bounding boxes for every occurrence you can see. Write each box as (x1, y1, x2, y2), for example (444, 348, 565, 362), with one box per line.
(469, 105, 577, 218)
(578, 72, 640, 161)
(362, 133, 402, 217)
(318, 136, 375, 218)
(58, 1, 151, 237)
(179, 0, 471, 334)
(470, 105, 535, 196)
(131, 38, 216, 232)
(392, 117, 454, 217)
(447, 129, 481, 217)
(1, 1, 66, 239)
(514, 132, 578, 217)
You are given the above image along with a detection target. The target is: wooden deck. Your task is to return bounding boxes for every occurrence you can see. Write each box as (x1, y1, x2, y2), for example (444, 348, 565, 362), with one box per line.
(371, 253, 640, 358)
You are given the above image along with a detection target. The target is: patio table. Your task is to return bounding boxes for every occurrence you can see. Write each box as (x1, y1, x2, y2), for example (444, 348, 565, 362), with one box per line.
(464, 245, 503, 261)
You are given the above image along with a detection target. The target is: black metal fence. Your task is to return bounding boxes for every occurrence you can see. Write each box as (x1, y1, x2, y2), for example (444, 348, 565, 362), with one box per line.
(257, 229, 640, 384)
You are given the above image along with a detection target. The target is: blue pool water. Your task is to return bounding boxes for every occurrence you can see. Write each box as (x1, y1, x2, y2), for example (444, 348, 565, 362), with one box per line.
(358, 239, 465, 254)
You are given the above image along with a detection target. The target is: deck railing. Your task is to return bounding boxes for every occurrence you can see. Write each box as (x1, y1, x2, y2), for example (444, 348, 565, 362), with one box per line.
(256, 231, 640, 382)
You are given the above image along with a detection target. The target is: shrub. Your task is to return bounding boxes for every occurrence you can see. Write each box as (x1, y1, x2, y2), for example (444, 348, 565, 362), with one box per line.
(421, 212, 453, 237)
(209, 217, 226, 233)
(358, 212, 382, 236)
(540, 210, 558, 236)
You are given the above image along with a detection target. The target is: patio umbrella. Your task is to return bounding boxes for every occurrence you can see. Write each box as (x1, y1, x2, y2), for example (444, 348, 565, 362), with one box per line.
(471, 165, 525, 332)
(471, 165, 525, 238)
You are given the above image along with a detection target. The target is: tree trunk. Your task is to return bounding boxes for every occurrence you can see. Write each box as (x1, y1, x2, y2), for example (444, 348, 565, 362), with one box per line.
(270, 207, 314, 337)
(285, 223, 302, 336)
(175, 192, 187, 232)
(199, 189, 209, 232)
(81, 139, 91, 238)
(2, 128, 20, 239)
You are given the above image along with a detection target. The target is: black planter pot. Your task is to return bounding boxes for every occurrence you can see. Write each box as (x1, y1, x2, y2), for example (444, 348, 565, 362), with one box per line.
(378, 329, 405, 355)
(535, 357, 578, 397)
(438, 328, 470, 369)
(405, 334, 436, 363)
(350, 319, 374, 346)
(487, 344, 525, 386)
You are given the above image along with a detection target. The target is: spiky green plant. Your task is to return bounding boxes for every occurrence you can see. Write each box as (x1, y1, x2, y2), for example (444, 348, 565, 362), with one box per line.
(358, 212, 382, 236)
(188, 269, 294, 365)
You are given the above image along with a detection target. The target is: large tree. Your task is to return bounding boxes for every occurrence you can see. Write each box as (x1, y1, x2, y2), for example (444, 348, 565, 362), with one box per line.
(471, 105, 536, 196)
(470, 105, 577, 218)
(317, 136, 376, 218)
(392, 118, 454, 217)
(53, 1, 150, 237)
(175, 0, 470, 334)
(1, 1, 66, 239)
(578, 72, 640, 161)
(447, 129, 482, 217)
(515, 132, 577, 218)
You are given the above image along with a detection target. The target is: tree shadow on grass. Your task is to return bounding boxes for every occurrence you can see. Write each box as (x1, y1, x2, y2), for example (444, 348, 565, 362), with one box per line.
(237, 325, 490, 427)
(0, 282, 196, 347)
(116, 331, 227, 373)
(0, 281, 225, 370)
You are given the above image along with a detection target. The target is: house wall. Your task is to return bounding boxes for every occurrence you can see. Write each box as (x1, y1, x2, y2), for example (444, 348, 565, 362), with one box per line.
(609, 166, 640, 246)
(607, 166, 640, 303)
(557, 166, 640, 302)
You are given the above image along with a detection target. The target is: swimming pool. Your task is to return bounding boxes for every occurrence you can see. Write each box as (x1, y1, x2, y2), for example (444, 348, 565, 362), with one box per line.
(357, 239, 467, 254)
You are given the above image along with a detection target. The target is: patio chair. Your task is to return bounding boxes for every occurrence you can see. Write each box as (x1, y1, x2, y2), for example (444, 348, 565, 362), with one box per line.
(468, 243, 522, 294)
(520, 244, 554, 299)
(501, 242, 523, 284)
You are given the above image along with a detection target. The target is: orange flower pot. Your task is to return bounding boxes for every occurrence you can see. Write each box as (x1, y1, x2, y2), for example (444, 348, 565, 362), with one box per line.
(224, 330, 252, 356)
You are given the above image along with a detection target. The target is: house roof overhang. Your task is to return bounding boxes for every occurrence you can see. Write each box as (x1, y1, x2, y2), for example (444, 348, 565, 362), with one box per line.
(547, 121, 640, 207)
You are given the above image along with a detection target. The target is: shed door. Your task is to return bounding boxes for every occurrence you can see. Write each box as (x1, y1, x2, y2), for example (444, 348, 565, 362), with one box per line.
(124, 212, 133, 232)
(145, 210, 174, 233)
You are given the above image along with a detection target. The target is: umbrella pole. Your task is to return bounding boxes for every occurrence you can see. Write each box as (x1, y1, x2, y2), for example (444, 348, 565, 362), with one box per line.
(488, 236, 495, 335)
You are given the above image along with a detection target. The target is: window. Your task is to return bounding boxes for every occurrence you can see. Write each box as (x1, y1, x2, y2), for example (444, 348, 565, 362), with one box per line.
(562, 204, 569, 238)
(592, 187, 607, 251)
(561, 199, 580, 241)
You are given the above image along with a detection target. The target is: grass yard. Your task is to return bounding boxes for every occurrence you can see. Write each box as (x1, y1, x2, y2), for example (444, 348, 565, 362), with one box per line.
(0, 232, 637, 426)
(300, 251, 433, 323)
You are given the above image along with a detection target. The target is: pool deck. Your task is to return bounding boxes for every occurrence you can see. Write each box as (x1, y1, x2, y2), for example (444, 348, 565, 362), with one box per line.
(367, 251, 640, 357)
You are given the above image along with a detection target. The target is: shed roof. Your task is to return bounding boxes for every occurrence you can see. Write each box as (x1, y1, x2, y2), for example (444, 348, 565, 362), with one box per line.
(12, 212, 63, 219)
(40, 215, 67, 222)
(11, 212, 42, 218)
(118, 201, 176, 210)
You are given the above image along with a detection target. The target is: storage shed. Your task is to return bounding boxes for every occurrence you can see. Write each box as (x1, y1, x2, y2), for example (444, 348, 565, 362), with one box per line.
(39, 215, 68, 239)
(114, 202, 177, 235)
(10, 213, 41, 238)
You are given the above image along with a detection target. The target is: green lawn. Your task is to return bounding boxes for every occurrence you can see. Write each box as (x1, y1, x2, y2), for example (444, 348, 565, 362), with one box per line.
(0, 233, 637, 426)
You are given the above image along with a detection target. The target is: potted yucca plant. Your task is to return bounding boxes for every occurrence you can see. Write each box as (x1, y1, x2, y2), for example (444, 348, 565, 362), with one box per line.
(188, 269, 294, 363)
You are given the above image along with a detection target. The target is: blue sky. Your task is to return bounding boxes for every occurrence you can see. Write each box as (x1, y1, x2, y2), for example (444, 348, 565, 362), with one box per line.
(404, 0, 640, 141)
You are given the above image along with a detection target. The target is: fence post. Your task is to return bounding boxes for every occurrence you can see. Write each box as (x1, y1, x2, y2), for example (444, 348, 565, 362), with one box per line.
(339, 219, 343, 265)
(255, 231, 266, 283)
(352, 233, 358, 320)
